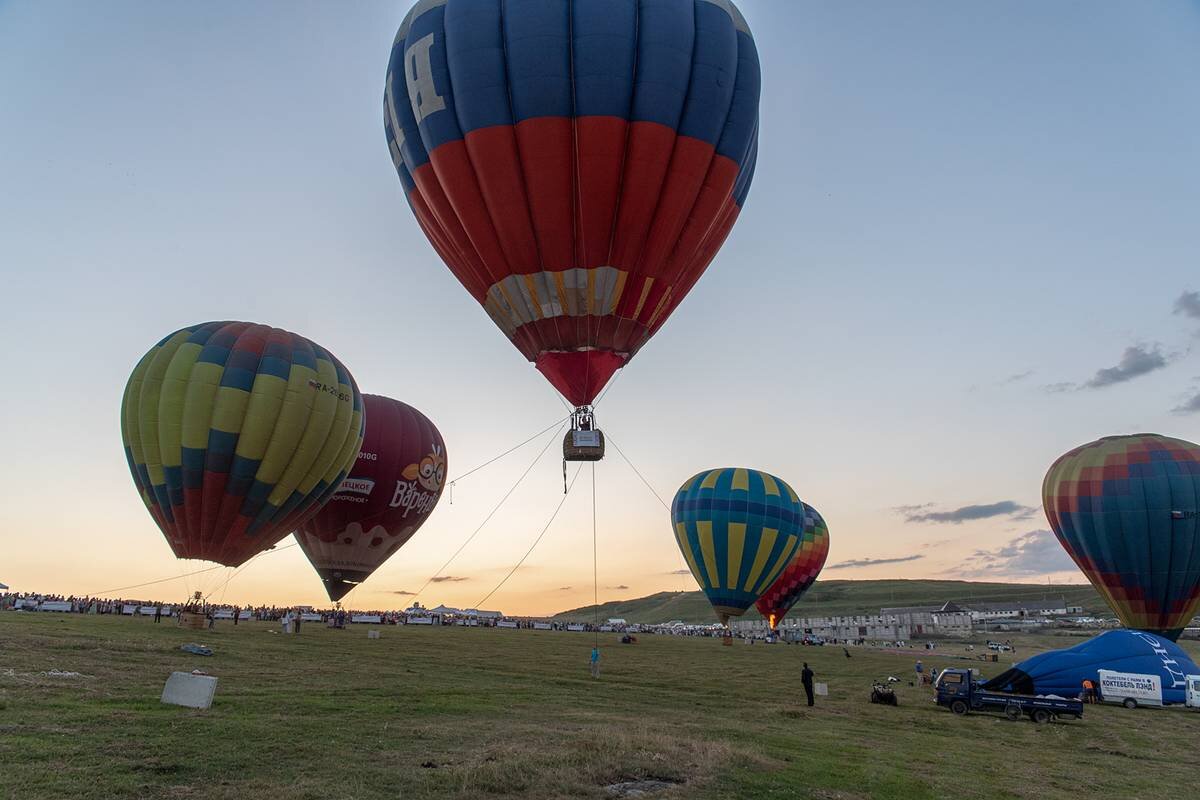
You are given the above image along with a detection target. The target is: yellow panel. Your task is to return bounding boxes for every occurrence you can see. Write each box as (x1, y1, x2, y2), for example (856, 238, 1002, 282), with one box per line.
(756, 534, 799, 595)
(632, 277, 654, 318)
(609, 270, 628, 314)
(267, 356, 340, 505)
(180, 362, 225, 450)
(210, 386, 251, 434)
(522, 274, 543, 320)
(697, 521, 720, 589)
(725, 522, 746, 590)
(700, 469, 722, 490)
(137, 334, 187, 485)
(784, 481, 799, 503)
(255, 363, 317, 484)
(759, 473, 780, 497)
(731, 469, 749, 491)
(157, 342, 202, 469)
(303, 376, 360, 494)
(122, 347, 159, 465)
(743, 527, 778, 592)
(674, 523, 704, 587)
(233, 373, 287, 460)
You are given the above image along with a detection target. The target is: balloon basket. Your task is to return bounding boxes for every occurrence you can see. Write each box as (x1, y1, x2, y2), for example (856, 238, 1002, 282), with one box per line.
(563, 407, 604, 462)
(722, 634, 733, 647)
(179, 612, 208, 630)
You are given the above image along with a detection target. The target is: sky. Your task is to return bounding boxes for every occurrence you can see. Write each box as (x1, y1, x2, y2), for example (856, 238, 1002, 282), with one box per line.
(2, 1, 1199, 615)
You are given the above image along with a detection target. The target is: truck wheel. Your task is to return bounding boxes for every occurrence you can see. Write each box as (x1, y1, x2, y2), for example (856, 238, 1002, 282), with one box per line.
(950, 700, 968, 716)
(1123, 698, 1137, 709)
(1004, 704, 1021, 720)
(1031, 709, 1051, 724)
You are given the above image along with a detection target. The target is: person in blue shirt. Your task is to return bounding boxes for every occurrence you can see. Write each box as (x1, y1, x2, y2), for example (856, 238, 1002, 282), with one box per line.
(590, 646, 601, 678)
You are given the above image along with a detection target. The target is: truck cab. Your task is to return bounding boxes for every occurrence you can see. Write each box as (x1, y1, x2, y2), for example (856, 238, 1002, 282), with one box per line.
(935, 668, 1082, 723)
(1187, 675, 1200, 709)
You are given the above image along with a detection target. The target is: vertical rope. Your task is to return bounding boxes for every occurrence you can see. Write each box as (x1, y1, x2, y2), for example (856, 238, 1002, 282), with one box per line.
(592, 461, 599, 649)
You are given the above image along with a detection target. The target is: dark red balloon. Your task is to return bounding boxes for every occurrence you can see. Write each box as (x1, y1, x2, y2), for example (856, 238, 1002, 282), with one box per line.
(295, 395, 447, 601)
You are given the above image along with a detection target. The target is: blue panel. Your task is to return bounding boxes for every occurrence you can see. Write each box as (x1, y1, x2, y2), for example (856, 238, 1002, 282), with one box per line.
(256, 355, 291, 381)
(715, 30, 760, 163)
(181, 447, 205, 489)
(205, 429, 238, 474)
(572, 0, 637, 119)
(733, 134, 756, 206)
(290, 339, 317, 371)
(631, 0, 694, 129)
(407, 4, 464, 153)
(445, 0, 512, 131)
(676, 0, 737, 146)
(504, 0, 572, 121)
(219, 366, 255, 392)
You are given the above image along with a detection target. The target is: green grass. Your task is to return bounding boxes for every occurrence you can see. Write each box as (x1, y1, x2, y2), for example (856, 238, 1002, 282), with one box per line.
(1, 613, 1194, 799)
(555, 580, 1106, 623)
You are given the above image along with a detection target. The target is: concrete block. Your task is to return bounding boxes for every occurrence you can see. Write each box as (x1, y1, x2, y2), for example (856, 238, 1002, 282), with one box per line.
(161, 671, 218, 709)
(367, 630, 380, 639)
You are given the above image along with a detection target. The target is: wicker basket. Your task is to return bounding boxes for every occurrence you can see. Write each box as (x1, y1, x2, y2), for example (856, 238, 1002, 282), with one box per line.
(563, 429, 605, 461)
(179, 611, 208, 630)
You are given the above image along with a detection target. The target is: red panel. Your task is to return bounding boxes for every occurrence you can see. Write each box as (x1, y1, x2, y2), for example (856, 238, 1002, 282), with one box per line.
(515, 117, 574, 270)
(463, 125, 541, 275)
(575, 116, 629, 269)
(535, 350, 627, 407)
(633, 136, 717, 291)
(427, 140, 512, 286)
(610, 122, 677, 278)
(411, 162, 497, 289)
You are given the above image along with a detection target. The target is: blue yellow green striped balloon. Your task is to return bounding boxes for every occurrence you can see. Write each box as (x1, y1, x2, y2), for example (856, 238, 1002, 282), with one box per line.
(121, 321, 365, 567)
(671, 467, 806, 625)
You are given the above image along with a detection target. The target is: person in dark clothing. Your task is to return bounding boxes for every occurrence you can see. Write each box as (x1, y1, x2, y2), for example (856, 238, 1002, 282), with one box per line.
(801, 662, 815, 706)
(153, 605, 162, 623)
(294, 611, 303, 635)
(233, 606, 239, 626)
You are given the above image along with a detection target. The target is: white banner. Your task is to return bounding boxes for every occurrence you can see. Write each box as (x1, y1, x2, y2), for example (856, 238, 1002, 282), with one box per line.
(533, 622, 552, 630)
(300, 613, 322, 622)
(496, 620, 518, 628)
(567, 624, 585, 632)
(39, 601, 72, 612)
(1099, 670, 1162, 705)
(352, 614, 382, 623)
(408, 616, 434, 625)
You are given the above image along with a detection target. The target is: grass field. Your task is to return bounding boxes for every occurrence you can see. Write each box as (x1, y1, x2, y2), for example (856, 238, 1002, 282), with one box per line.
(2, 613, 1195, 800)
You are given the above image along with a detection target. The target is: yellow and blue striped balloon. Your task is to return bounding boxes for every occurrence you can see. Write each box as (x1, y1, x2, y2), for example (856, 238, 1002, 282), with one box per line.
(671, 468, 806, 625)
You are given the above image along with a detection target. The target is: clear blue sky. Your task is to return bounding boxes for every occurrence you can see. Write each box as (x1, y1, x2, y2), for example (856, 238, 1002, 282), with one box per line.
(2, 1, 1198, 613)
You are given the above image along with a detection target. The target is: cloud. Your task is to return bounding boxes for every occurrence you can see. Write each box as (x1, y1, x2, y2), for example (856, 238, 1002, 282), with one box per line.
(1042, 382, 1076, 394)
(1175, 290, 1200, 320)
(666, 569, 691, 575)
(606, 584, 630, 590)
(1082, 344, 1168, 389)
(899, 501, 1037, 525)
(391, 590, 416, 596)
(825, 555, 923, 571)
(429, 575, 468, 583)
(1173, 390, 1200, 415)
(1003, 370, 1034, 384)
(960, 530, 1077, 577)
(557, 586, 572, 591)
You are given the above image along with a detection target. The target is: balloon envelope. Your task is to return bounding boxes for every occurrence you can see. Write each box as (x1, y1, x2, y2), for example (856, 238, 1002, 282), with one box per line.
(983, 629, 1199, 705)
(121, 322, 365, 567)
(671, 468, 806, 624)
(384, 0, 761, 405)
(755, 502, 829, 627)
(296, 395, 448, 601)
(1043, 433, 1200, 640)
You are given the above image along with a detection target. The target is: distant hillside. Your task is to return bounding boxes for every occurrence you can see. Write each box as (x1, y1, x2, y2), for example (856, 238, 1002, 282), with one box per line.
(552, 579, 1105, 624)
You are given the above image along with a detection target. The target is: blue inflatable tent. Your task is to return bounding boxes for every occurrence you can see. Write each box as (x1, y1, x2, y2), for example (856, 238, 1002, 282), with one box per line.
(983, 630, 1198, 704)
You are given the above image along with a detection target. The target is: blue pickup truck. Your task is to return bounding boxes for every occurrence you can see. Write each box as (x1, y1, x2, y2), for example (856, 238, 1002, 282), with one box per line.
(935, 668, 1083, 723)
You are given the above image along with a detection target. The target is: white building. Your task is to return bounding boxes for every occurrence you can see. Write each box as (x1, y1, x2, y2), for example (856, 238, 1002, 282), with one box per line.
(967, 598, 1070, 621)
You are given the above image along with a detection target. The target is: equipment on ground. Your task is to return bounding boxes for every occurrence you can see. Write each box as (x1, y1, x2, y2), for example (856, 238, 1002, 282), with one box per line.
(936, 668, 1082, 723)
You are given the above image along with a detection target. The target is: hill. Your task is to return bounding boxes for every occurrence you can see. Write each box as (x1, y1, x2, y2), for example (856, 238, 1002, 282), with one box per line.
(552, 579, 1105, 623)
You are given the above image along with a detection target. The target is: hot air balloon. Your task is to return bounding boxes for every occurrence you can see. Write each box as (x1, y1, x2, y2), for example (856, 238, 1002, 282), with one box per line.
(983, 629, 1200, 705)
(755, 503, 830, 631)
(1043, 433, 1200, 641)
(295, 395, 448, 601)
(383, 0, 761, 455)
(121, 321, 365, 568)
(671, 468, 806, 625)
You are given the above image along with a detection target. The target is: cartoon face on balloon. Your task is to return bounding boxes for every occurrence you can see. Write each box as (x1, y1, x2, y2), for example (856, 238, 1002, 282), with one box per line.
(403, 445, 445, 492)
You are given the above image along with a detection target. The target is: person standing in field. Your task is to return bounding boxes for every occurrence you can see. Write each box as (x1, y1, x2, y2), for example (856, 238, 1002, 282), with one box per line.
(281, 610, 293, 635)
(915, 659, 924, 684)
(589, 646, 601, 678)
(153, 605, 162, 623)
(801, 663, 815, 706)
(233, 606, 239, 626)
(294, 610, 303, 635)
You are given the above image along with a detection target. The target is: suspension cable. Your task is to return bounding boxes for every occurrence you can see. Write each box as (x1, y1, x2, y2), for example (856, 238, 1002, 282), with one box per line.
(592, 461, 599, 648)
(605, 433, 669, 509)
(203, 542, 298, 602)
(408, 421, 567, 605)
(448, 416, 570, 485)
(473, 463, 584, 610)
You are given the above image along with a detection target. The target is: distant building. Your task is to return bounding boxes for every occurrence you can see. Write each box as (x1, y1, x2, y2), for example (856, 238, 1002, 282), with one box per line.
(425, 605, 504, 619)
(966, 598, 1069, 621)
(606, 618, 627, 626)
